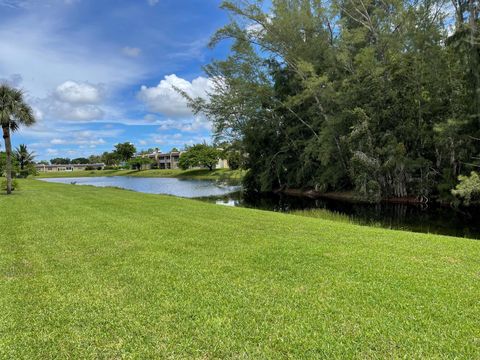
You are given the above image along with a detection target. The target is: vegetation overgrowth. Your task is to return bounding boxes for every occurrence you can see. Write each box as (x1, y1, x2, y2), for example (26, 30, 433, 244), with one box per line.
(0, 179, 479, 358)
(290, 208, 353, 224)
(184, 0, 480, 204)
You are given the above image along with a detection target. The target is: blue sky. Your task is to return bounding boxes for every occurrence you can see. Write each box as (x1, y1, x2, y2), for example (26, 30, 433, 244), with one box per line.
(0, 0, 230, 161)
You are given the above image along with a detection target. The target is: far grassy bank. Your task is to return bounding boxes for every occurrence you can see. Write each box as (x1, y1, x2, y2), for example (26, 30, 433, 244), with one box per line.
(35, 168, 245, 181)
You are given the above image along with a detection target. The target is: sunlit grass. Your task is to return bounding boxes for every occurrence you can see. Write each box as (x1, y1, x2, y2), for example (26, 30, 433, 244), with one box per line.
(1, 179, 479, 358)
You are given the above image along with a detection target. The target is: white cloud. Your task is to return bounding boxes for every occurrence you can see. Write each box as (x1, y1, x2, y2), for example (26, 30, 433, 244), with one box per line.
(0, 15, 145, 98)
(59, 105, 104, 121)
(147, 0, 159, 5)
(31, 80, 106, 122)
(122, 46, 141, 58)
(155, 116, 211, 132)
(24, 125, 123, 158)
(55, 81, 104, 104)
(138, 74, 213, 118)
(150, 133, 210, 148)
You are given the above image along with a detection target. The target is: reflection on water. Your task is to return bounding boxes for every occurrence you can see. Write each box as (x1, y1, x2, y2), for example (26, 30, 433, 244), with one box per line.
(215, 199, 240, 207)
(203, 191, 480, 239)
(40, 177, 241, 198)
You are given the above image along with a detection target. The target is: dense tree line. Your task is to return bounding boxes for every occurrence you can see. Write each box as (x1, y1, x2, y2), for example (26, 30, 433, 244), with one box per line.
(186, 0, 480, 203)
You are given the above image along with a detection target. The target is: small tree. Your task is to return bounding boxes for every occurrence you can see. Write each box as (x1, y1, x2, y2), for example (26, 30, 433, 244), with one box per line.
(128, 156, 152, 171)
(179, 144, 220, 171)
(101, 152, 119, 166)
(452, 172, 480, 206)
(114, 142, 136, 162)
(88, 155, 102, 164)
(14, 144, 35, 170)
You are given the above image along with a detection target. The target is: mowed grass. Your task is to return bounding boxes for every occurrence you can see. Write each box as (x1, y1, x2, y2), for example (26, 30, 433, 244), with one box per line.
(1, 180, 479, 359)
(35, 168, 245, 181)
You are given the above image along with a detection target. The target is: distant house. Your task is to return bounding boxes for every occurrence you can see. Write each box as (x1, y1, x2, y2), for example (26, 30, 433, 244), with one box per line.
(142, 149, 229, 170)
(142, 150, 183, 169)
(35, 163, 106, 172)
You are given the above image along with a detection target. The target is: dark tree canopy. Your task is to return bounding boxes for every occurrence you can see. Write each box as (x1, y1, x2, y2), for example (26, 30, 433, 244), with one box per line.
(184, 0, 480, 203)
(71, 157, 90, 164)
(50, 158, 71, 165)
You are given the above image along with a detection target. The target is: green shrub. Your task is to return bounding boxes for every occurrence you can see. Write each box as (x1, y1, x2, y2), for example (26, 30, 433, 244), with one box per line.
(452, 172, 480, 206)
(1, 178, 19, 192)
(17, 169, 30, 179)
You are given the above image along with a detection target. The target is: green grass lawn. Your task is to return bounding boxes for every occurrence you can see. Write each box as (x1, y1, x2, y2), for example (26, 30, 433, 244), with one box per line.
(35, 168, 244, 181)
(1, 180, 479, 358)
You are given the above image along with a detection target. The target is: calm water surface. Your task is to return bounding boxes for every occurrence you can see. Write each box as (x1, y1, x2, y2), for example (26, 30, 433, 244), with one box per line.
(207, 192, 480, 239)
(40, 177, 480, 239)
(40, 176, 241, 198)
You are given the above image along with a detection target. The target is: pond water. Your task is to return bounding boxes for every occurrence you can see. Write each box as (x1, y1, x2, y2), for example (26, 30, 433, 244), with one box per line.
(204, 192, 480, 240)
(40, 177, 241, 198)
(40, 177, 480, 239)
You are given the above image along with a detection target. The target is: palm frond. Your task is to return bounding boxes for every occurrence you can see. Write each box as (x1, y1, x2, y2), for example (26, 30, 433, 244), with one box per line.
(0, 83, 36, 131)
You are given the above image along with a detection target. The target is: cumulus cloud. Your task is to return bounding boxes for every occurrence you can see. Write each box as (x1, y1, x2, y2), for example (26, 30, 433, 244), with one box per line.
(56, 104, 104, 121)
(138, 74, 213, 118)
(122, 46, 141, 57)
(55, 81, 104, 104)
(31, 80, 106, 122)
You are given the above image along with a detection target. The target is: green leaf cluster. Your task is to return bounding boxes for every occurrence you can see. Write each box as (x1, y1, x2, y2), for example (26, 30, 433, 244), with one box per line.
(185, 0, 480, 202)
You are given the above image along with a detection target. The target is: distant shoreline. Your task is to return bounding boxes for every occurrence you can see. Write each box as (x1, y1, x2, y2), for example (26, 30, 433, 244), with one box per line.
(34, 168, 245, 181)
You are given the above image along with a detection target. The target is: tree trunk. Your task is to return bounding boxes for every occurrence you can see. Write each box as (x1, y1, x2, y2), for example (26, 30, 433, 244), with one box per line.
(2, 125, 12, 194)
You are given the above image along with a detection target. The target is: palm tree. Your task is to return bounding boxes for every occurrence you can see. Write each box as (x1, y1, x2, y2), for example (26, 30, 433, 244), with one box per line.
(14, 144, 35, 170)
(0, 84, 36, 194)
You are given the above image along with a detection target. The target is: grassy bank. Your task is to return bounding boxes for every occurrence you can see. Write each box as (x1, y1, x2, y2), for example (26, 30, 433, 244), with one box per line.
(35, 168, 244, 181)
(1, 180, 479, 358)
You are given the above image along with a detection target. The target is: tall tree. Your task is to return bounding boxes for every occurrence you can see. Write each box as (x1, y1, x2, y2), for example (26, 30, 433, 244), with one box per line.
(0, 85, 36, 194)
(185, 0, 479, 203)
(114, 142, 136, 162)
